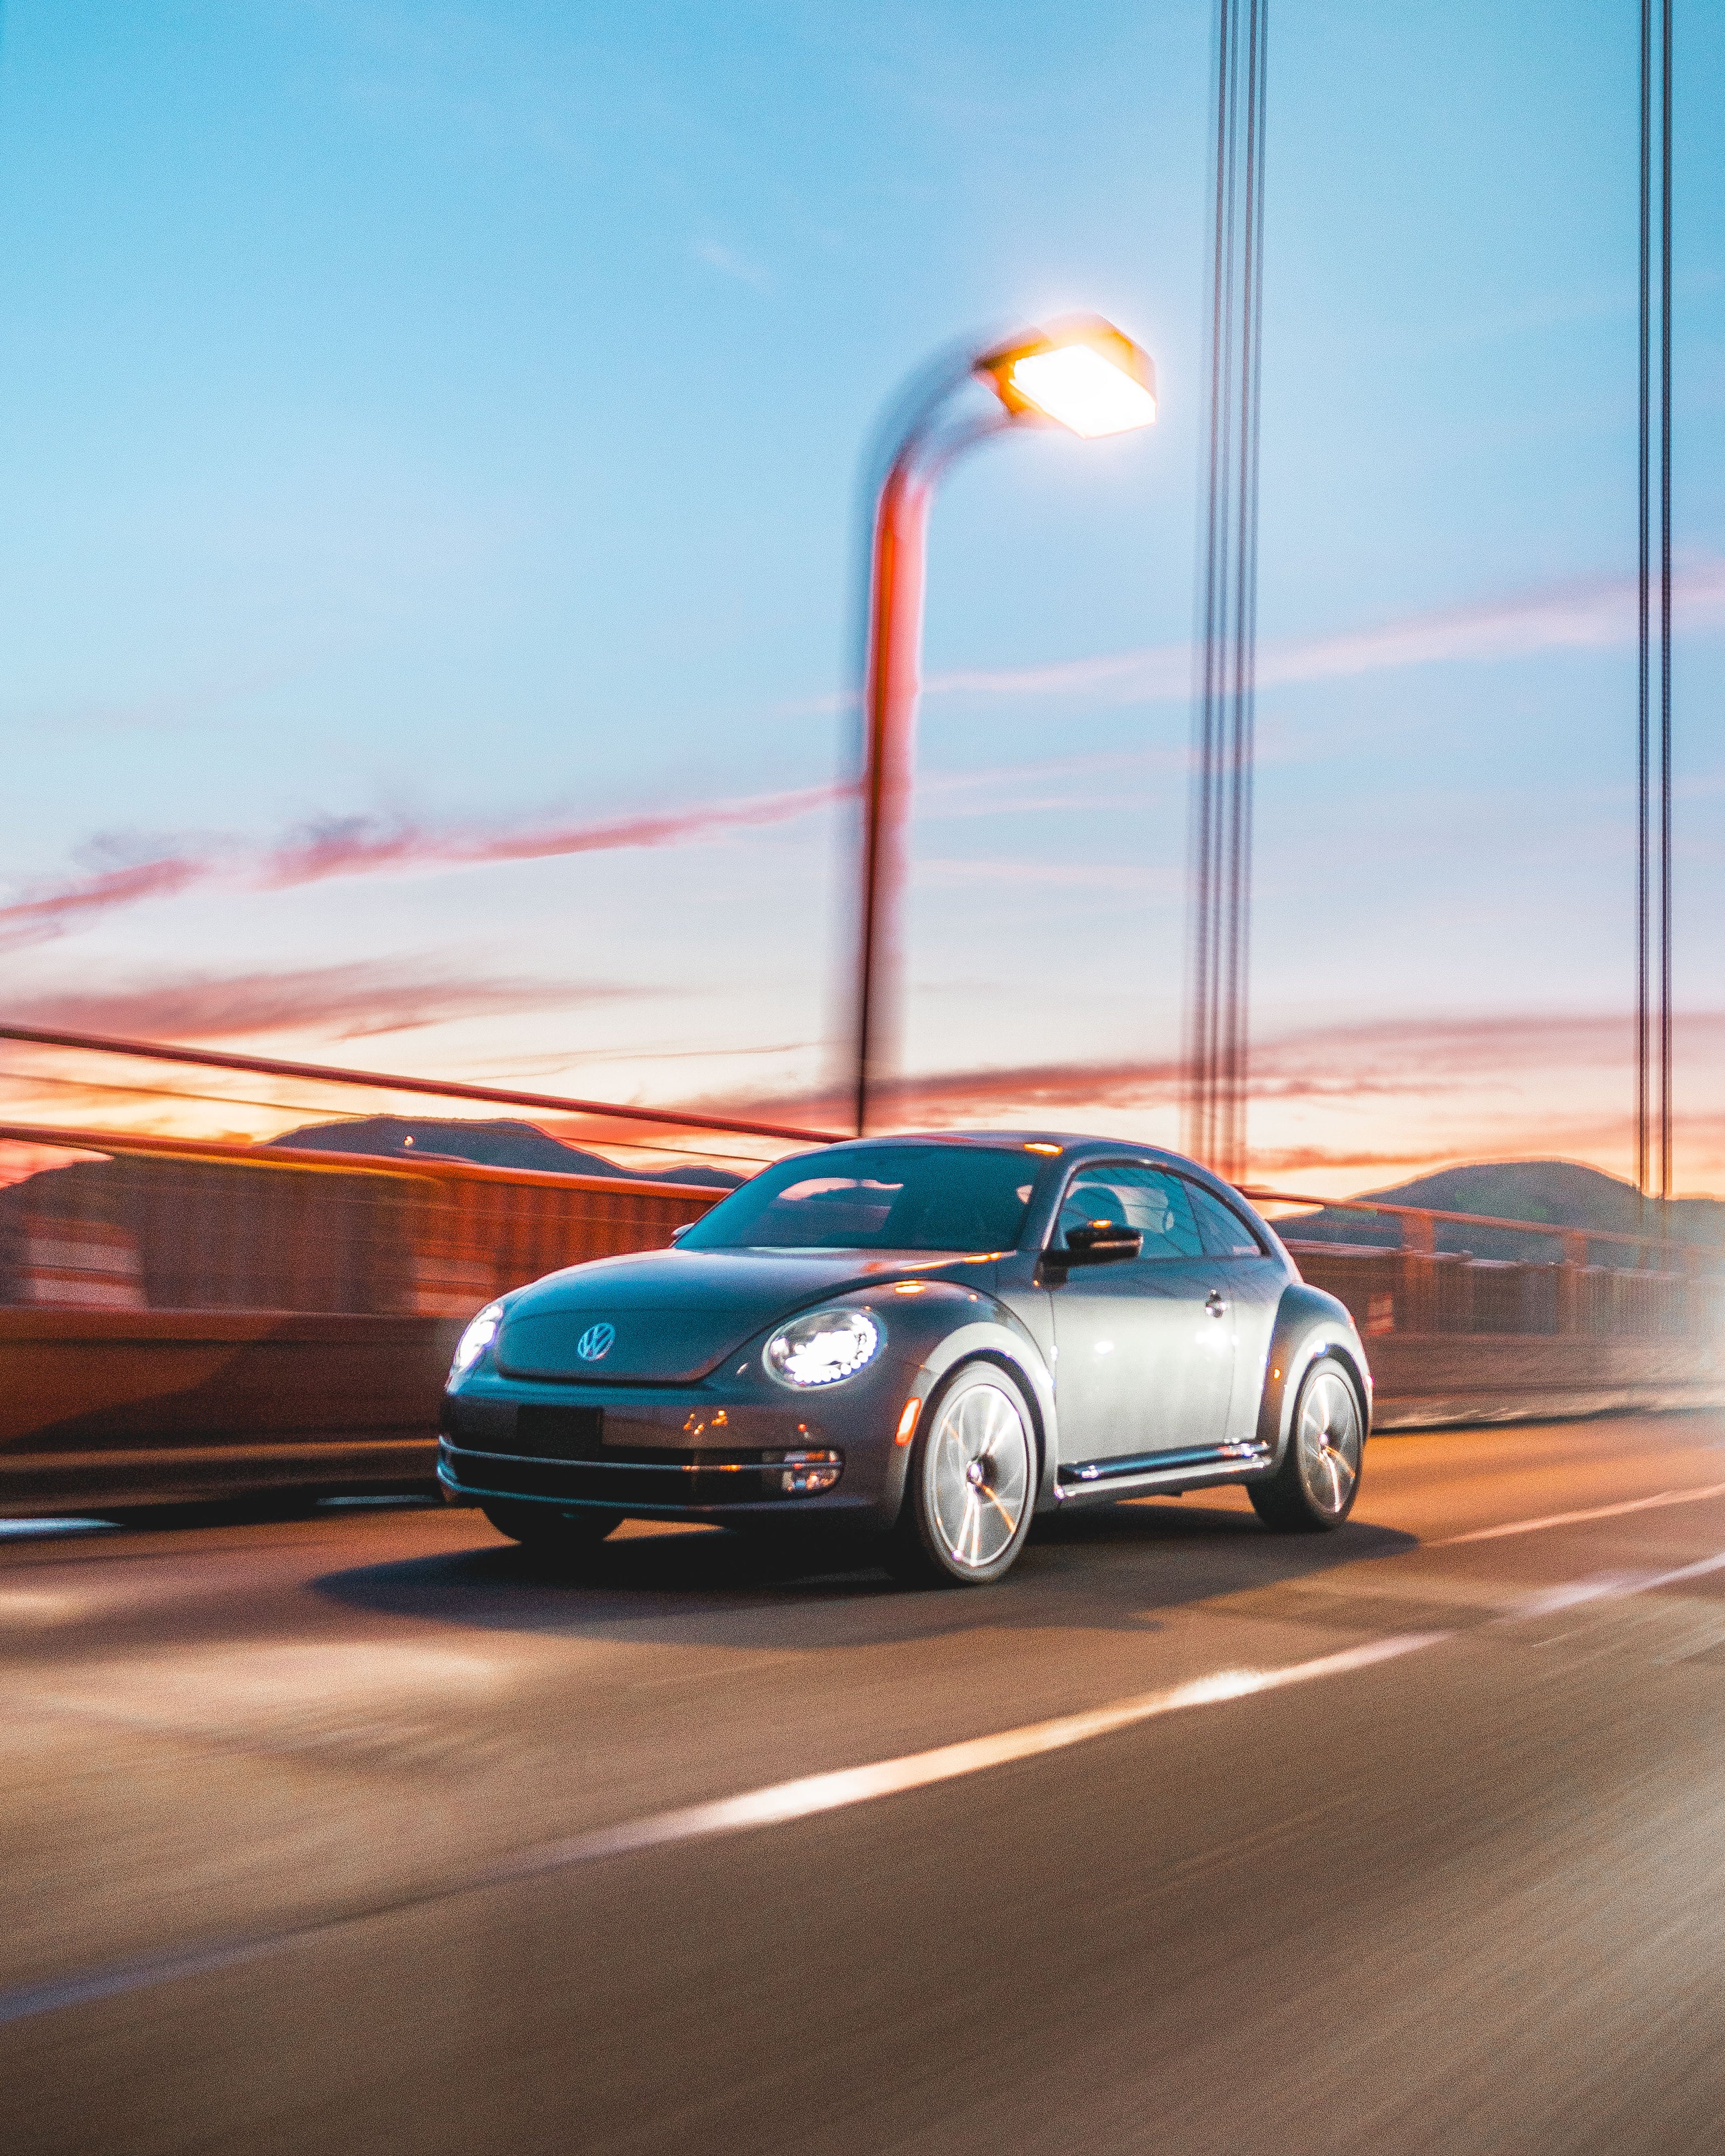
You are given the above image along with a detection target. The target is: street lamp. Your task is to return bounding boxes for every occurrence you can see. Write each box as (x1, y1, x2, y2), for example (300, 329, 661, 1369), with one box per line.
(851, 315, 1157, 1135)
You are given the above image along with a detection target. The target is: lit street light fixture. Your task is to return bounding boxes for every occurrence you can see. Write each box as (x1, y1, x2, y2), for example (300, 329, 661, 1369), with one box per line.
(851, 315, 1157, 1135)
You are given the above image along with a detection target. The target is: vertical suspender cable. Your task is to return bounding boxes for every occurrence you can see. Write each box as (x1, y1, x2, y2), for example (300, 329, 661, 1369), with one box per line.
(1185, 0, 1267, 1187)
(1659, 0, 1673, 1199)
(1225, 0, 1267, 1175)
(1187, 0, 1233, 1173)
(1636, 0, 1673, 1204)
(1212, 0, 1241, 1173)
(1637, 0, 1652, 1199)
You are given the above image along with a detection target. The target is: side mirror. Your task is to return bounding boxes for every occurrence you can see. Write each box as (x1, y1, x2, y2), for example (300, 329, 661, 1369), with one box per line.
(1060, 1220, 1143, 1266)
(668, 1222, 694, 1243)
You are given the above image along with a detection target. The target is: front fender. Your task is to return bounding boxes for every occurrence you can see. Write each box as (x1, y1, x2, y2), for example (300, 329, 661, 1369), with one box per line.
(892, 1312, 1060, 1514)
(1254, 1283, 1374, 1467)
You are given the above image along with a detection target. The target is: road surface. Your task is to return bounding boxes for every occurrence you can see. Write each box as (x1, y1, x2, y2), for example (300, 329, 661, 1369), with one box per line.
(5, 1410, 1725, 2154)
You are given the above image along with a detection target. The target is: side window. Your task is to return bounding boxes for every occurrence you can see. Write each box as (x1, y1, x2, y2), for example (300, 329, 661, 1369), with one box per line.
(1056, 1164, 1204, 1260)
(1187, 1182, 1266, 1259)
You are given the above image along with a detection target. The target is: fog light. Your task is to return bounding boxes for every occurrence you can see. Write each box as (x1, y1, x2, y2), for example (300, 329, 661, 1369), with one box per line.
(767, 1448, 843, 1495)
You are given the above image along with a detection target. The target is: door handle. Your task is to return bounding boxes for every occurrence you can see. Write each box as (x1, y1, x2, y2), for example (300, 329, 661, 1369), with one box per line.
(1205, 1290, 1227, 1316)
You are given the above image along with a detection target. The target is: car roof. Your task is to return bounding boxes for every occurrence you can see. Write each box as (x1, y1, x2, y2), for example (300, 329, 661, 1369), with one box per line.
(815, 1129, 1233, 1181)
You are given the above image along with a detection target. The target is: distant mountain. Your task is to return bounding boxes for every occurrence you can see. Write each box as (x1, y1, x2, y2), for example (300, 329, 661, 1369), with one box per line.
(1276, 1159, 1725, 1263)
(267, 1116, 742, 1188)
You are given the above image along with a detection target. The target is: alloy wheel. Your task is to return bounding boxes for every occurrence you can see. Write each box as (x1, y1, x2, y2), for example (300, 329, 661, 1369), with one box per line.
(926, 1379, 1032, 1572)
(1294, 1366, 1362, 1519)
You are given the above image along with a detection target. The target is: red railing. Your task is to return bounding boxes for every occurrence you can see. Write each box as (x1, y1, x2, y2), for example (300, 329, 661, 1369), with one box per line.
(0, 1022, 841, 1147)
(0, 1118, 724, 1317)
(1242, 1185, 1716, 1267)
(1, 1029, 1720, 1507)
(2, 1024, 1717, 1326)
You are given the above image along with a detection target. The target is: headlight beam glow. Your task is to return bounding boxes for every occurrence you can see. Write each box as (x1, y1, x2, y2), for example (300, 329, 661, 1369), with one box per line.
(448, 1303, 503, 1383)
(764, 1308, 882, 1389)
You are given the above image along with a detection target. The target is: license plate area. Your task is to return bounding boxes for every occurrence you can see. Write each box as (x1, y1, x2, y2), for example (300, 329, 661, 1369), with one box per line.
(513, 1405, 605, 1459)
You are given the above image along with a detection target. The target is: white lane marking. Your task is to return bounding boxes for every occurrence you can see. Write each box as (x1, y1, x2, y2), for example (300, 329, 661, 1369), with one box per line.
(0, 1937, 285, 2027)
(0, 1631, 1447, 2027)
(1437, 1481, 1725, 1546)
(1651, 1549, 1725, 1590)
(16, 1547, 1725, 2033)
(0, 1518, 111, 1540)
(1507, 1572, 1663, 1620)
(1499, 1547, 1725, 1623)
(485, 1633, 1449, 1875)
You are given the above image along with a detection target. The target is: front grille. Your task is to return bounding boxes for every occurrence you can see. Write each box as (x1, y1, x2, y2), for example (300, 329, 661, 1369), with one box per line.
(440, 1397, 843, 1509)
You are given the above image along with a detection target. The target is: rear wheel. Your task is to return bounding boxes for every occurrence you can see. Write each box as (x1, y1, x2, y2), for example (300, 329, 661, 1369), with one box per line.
(482, 1502, 623, 1554)
(889, 1363, 1037, 1587)
(1248, 1360, 1363, 1532)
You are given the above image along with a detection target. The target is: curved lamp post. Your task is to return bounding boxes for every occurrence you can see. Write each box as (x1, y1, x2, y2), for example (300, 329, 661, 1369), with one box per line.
(851, 315, 1158, 1135)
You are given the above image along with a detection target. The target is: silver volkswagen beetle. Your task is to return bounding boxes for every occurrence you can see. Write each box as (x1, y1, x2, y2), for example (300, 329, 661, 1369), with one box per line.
(438, 1131, 1371, 1586)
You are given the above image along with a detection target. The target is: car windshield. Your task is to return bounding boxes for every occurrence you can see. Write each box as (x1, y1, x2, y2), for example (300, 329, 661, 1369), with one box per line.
(679, 1144, 1040, 1253)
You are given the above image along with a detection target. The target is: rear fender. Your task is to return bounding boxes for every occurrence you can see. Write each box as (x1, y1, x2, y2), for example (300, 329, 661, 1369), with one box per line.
(1254, 1284, 1374, 1468)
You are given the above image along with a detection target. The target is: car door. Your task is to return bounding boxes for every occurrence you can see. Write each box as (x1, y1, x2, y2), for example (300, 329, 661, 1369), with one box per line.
(1184, 1178, 1285, 1454)
(1046, 1161, 1236, 1475)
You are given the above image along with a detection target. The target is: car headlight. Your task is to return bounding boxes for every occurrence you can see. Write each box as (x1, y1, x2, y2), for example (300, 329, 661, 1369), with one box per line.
(764, 1307, 882, 1388)
(448, 1302, 503, 1384)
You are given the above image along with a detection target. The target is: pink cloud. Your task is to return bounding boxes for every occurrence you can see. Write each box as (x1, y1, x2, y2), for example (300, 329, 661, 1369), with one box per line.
(8, 554, 1722, 953)
(2, 962, 639, 1045)
(259, 784, 845, 887)
(0, 855, 205, 943)
(0, 784, 850, 950)
(923, 554, 1725, 707)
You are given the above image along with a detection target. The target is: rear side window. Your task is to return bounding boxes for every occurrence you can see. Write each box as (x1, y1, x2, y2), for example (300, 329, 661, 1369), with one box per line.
(1186, 1182, 1266, 1257)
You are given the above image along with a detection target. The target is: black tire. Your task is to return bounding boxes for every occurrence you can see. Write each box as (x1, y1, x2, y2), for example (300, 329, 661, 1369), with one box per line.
(1248, 1358, 1364, 1532)
(888, 1362, 1038, 1587)
(482, 1502, 623, 1554)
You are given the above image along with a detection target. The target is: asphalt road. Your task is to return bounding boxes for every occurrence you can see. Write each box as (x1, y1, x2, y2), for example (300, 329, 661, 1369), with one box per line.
(6, 1411, 1725, 2155)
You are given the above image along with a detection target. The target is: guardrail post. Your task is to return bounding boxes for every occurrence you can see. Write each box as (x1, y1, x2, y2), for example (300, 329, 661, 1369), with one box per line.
(1558, 1231, 1588, 1335)
(1397, 1210, 1436, 1333)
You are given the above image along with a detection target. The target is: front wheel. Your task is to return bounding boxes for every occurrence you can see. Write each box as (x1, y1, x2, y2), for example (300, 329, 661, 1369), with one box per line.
(482, 1502, 623, 1556)
(888, 1363, 1038, 1587)
(1248, 1360, 1364, 1532)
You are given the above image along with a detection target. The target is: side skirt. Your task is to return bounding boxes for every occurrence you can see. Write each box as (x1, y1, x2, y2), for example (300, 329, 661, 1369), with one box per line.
(1053, 1440, 1272, 1504)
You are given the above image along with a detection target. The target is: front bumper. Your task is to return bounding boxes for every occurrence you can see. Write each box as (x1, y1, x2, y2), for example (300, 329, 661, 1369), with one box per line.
(438, 1381, 900, 1524)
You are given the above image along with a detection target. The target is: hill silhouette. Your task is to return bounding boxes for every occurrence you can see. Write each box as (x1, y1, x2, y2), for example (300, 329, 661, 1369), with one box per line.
(267, 1116, 741, 1188)
(1278, 1159, 1725, 1263)
(258, 1134, 1721, 1256)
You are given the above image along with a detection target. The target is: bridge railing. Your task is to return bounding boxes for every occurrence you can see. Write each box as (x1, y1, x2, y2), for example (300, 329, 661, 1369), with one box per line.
(2, 1023, 1721, 1511)
(0, 1020, 837, 1180)
(1244, 1185, 1725, 1348)
(0, 1029, 815, 1515)
(0, 1122, 725, 1317)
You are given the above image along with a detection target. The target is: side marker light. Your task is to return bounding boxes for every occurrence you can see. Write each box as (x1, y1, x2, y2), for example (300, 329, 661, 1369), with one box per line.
(895, 1398, 922, 1446)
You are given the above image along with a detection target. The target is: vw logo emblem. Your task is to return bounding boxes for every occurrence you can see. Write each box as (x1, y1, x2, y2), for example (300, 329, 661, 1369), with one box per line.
(576, 1322, 616, 1363)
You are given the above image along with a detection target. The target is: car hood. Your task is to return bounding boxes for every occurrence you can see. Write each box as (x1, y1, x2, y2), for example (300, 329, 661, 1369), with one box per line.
(493, 1246, 991, 1384)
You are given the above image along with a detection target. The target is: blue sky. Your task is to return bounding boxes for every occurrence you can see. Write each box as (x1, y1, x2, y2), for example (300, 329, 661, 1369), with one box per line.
(0, 1, 1720, 1190)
